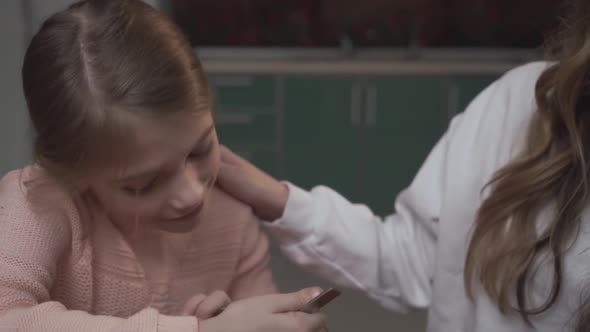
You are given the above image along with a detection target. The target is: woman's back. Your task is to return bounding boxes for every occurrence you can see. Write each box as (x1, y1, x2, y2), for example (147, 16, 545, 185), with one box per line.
(429, 61, 590, 331)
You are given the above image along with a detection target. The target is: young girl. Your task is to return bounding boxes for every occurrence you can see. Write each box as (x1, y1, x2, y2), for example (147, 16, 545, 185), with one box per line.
(218, 0, 590, 331)
(0, 0, 326, 331)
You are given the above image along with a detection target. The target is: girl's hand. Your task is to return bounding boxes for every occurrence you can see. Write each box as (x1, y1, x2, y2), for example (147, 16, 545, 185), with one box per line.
(181, 290, 231, 319)
(199, 288, 327, 332)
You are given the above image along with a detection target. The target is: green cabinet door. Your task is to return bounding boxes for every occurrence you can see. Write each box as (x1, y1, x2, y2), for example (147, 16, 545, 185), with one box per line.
(211, 75, 277, 146)
(283, 76, 364, 203)
(449, 74, 500, 115)
(209, 74, 280, 176)
(363, 76, 448, 215)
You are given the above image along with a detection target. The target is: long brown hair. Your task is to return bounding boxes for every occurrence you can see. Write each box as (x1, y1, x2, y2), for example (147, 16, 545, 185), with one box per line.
(22, 0, 210, 189)
(464, 0, 590, 329)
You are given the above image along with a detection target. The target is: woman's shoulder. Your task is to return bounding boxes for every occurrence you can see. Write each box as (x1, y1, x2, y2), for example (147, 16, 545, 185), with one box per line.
(478, 61, 550, 115)
(452, 61, 551, 144)
(503, 61, 550, 81)
(497, 61, 551, 98)
(441, 62, 551, 194)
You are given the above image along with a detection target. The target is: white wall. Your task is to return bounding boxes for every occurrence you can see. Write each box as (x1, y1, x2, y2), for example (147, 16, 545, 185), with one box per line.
(29, 0, 76, 33)
(0, 1, 31, 174)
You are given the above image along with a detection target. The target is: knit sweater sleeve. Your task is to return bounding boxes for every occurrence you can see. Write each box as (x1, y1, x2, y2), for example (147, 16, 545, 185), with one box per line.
(0, 170, 198, 332)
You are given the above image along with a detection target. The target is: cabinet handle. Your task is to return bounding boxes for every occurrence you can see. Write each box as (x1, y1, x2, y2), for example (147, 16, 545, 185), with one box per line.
(350, 84, 362, 127)
(365, 85, 378, 127)
(448, 83, 460, 119)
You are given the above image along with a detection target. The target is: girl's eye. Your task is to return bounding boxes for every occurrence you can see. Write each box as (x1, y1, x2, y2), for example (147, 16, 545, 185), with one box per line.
(123, 177, 158, 195)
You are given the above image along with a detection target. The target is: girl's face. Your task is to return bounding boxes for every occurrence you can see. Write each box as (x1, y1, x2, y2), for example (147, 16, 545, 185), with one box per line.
(88, 111, 220, 234)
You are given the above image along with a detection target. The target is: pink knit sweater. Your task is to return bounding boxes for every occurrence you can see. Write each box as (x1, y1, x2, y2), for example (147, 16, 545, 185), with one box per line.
(0, 167, 276, 332)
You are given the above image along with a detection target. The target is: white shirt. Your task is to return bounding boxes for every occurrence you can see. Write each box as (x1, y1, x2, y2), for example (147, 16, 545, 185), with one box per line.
(264, 62, 590, 332)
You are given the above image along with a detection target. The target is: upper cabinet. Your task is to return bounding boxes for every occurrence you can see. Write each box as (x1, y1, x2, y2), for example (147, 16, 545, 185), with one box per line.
(168, 0, 561, 48)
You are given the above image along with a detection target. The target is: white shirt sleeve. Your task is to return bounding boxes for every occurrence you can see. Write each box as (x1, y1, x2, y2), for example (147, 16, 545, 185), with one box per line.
(263, 61, 548, 318)
(264, 114, 463, 312)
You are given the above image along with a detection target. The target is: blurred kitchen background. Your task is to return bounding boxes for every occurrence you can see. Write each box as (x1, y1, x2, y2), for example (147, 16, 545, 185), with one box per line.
(0, 1, 564, 331)
(172, 0, 559, 48)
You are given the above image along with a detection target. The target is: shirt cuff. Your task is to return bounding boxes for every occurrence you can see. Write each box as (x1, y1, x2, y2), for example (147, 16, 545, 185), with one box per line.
(262, 182, 316, 246)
